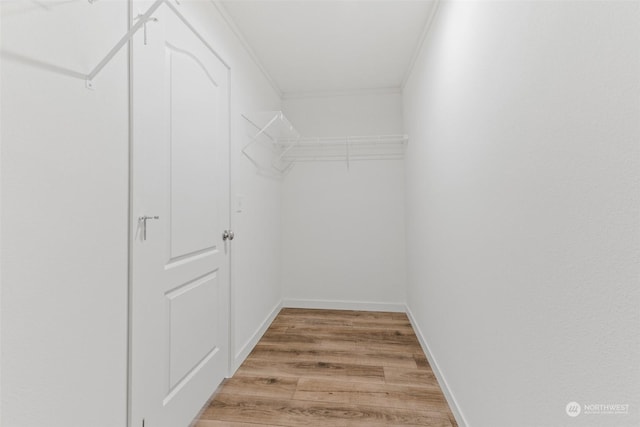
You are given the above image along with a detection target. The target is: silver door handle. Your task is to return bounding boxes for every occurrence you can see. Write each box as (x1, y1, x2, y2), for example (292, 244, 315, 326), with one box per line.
(138, 215, 159, 241)
(222, 230, 235, 241)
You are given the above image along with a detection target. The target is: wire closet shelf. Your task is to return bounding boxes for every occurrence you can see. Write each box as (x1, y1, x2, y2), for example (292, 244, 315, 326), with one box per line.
(241, 111, 408, 175)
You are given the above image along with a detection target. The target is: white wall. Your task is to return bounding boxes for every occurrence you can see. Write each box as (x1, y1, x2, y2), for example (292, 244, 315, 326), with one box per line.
(1, 10, 3, 425)
(403, 1, 640, 426)
(281, 92, 407, 311)
(1, 0, 283, 425)
(282, 91, 403, 137)
(1, 2, 130, 426)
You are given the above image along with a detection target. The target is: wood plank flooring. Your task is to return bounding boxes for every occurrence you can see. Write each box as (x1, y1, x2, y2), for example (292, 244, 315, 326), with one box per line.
(194, 308, 457, 427)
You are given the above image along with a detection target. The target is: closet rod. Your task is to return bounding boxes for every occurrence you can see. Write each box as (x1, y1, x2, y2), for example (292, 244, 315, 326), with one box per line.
(277, 134, 409, 144)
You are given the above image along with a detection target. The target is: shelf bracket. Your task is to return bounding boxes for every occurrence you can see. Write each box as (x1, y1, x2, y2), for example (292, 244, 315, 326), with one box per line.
(254, 112, 281, 140)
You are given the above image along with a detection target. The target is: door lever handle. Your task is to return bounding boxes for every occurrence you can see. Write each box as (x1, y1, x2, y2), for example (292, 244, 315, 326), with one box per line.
(138, 215, 160, 241)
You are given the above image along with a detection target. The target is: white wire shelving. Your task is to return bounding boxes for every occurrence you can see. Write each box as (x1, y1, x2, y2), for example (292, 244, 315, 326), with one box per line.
(3, 0, 187, 89)
(241, 111, 409, 175)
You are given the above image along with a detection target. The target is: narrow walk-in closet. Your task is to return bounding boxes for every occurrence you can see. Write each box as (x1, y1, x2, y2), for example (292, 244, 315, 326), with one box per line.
(1, 1, 638, 427)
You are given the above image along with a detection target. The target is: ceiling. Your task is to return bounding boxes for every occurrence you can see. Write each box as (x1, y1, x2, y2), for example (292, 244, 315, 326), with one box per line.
(218, 0, 438, 97)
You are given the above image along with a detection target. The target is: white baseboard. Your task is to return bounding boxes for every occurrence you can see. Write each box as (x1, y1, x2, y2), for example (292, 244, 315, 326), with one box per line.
(406, 305, 469, 427)
(282, 298, 406, 313)
(232, 301, 282, 374)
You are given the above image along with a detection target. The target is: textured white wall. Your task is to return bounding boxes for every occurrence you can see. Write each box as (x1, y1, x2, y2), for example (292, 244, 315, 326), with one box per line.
(1, 2, 129, 426)
(403, 1, 640, 426)
(282, 91, 403, 137)
(1, 9, 3, 425)
(282, 93, 407, 310)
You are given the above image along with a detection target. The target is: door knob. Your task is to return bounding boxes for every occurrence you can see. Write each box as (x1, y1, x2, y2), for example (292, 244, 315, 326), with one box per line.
(222, 230, 235, 241)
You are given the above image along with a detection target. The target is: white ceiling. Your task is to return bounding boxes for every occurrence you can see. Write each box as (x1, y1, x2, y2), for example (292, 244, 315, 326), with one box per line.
(219, 0, 437, 97)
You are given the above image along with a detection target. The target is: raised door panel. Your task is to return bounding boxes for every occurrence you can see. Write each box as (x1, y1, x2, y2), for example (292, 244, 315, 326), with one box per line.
(166, 44, 220, 262)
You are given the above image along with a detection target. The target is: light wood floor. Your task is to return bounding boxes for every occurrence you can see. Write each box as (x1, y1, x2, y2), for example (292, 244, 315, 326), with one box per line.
(194, 308, 458, 427)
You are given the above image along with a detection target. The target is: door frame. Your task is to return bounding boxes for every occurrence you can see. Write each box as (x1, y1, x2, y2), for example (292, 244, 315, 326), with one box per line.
(126, 1, 233, 425)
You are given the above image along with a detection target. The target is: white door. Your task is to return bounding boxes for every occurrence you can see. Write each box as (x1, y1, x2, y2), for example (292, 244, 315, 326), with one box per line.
(130, 2, 230, 427)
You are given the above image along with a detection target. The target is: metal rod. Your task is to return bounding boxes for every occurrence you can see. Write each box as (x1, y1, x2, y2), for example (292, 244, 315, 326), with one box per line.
(253, 113, 280, 141)
(87, 0, 166, 81)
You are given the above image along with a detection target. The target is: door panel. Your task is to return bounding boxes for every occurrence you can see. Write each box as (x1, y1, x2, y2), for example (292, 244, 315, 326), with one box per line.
(166, 271, 220, 389)
(131, 2, 230, 427)
(167, 44, 220, 260)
